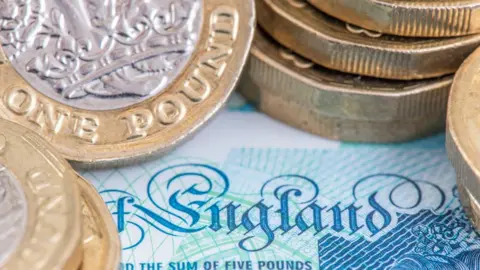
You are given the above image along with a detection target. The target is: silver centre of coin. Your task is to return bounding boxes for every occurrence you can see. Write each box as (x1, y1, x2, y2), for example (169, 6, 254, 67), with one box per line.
(0, 0, 203, 110)
(0, 165, 27, 266)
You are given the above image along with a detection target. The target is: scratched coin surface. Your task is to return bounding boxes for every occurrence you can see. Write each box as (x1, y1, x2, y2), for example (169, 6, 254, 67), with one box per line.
(257, 0, 480, 80)
(0, 0, 255, 168)
(308, 0, 480, 37)
(239, 29, 452, 142)
(447, 46, 480, 231)
(0, 119, 82, 270)
(77, 174, 121, 270)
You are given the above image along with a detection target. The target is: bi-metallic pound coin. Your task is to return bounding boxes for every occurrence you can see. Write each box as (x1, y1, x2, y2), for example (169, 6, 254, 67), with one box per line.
(0, 0, 255, 168)
(0, 119, 82, 270)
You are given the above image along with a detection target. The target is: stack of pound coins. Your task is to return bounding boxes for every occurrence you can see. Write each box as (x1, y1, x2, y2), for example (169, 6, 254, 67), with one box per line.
(238, 0, 480, 143)
(447, 47, 480, 231)
(0, 0, 256, 269)
(0, 119, 121, 269)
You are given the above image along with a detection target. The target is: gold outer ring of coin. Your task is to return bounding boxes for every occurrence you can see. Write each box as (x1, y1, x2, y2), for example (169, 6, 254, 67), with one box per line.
(239, 29, 452, 143)
(256, 0, 480, 80)
(0, 119, 82, 270)
(76, 174, 121, 270)
(307, 0, 480, 37)
(456, 183, 480, 230)
(446, 46, 480, 230)
(0, 0, 255, 169)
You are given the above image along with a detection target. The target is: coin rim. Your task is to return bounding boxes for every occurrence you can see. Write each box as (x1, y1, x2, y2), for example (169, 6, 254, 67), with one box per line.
(307, 0, 480, 37)
(76, 174, 121, 270)
(243, 29, 453, 120)
(447, 47, 480, 205)
(257, 0, 480, 80)
(239, 30, 452, 142)
(455, 178, 480, 231)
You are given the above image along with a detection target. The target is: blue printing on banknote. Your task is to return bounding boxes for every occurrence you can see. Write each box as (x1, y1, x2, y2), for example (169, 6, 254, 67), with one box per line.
(86, 135, 480, 270)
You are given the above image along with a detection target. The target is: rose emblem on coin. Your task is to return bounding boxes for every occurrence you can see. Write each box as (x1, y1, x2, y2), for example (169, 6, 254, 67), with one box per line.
(1, 0, 202, 110)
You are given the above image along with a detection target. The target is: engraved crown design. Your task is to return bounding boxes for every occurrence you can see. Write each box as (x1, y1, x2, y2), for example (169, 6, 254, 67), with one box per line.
(0, 0, 201, 106)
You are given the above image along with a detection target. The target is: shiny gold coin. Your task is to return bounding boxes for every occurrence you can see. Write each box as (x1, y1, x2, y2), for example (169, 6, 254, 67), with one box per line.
(239, 28, 452, 143)
(0, 0, 255, 168)
(446, 46, 480, 230)
(308, 0, 480, 37)
(76, 174, 121, 270)
(0, 119, 82, 269)
(257, 0, 480, 80)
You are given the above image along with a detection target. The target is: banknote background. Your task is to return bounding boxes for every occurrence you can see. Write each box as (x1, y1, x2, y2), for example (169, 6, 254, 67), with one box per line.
(83, 94, 480, 270)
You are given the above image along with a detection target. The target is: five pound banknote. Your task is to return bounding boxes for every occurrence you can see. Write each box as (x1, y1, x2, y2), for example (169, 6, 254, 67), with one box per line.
(84, 108, 480, 270)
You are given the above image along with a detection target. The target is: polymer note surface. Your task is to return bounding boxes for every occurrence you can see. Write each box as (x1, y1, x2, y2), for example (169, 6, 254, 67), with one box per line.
(85, 97, 480, 270)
